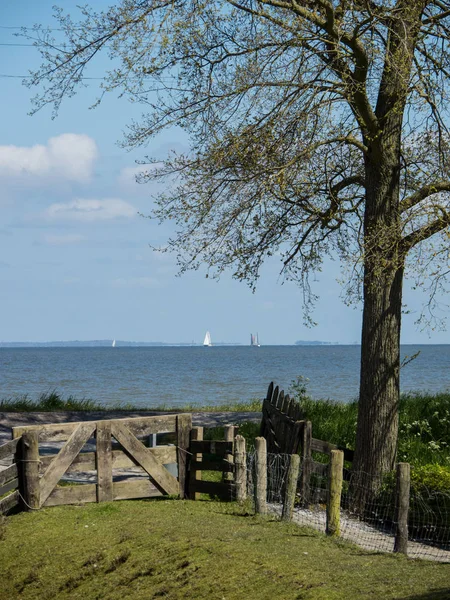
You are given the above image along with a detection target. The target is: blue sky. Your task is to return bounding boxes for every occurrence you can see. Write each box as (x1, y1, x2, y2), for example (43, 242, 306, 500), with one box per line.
(0, 1, 448, 345)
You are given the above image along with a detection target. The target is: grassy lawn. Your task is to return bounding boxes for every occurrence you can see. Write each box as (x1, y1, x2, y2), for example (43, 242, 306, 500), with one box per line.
(1, 500, 449, 600)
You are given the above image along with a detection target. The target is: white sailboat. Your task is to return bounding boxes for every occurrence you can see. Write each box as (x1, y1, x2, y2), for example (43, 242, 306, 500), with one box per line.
(112, 339, 116, 348)
(203, 331, 212, 346)
(251, 333, 261, 347)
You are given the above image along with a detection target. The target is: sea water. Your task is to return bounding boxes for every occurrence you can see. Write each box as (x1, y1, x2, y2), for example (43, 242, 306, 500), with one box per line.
(0, 345, 448, 408)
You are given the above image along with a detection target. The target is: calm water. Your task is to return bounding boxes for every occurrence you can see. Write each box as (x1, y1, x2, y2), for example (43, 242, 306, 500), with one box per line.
(0, 345, 449, 408)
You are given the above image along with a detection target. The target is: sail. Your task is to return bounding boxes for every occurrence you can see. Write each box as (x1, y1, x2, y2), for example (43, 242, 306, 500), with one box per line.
(251, 333, 260, 347)
(112, 339, 116, 347)
(203, 331, 212, 346)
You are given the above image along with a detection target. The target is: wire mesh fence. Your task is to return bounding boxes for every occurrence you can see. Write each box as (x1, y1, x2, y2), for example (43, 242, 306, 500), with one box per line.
(244, 452, 450, 563)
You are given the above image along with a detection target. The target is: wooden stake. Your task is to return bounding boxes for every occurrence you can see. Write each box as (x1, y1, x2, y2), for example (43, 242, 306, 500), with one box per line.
(189, 427, 203, 500)
(300, 420, 312, 506)
(176, 414, 192, 499)
(96, 421, 113, 502)
(255, 437, 267, 514)
(326, 449, 344, 536)
(234, 435, 247, 502)
(282, 454, 300, 521)
(394, 462, 410, 555)
(20, 431, 40, 510)
(223, 425, 234, 483)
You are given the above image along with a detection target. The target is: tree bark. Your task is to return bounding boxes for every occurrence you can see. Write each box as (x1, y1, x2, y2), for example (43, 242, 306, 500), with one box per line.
(355, 261, 404, 476)
(353, 131, 405, 502)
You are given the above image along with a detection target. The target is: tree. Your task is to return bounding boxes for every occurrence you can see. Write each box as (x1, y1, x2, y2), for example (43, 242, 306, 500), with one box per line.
(26, 1, 450, 491)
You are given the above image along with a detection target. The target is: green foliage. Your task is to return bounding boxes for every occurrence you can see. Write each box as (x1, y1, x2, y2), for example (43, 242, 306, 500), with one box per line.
(290, 377, 450, 469)
(398, 392, 450, 466)
(0, 392, 262, 413)
(411, 464, 450, 494)
(0, 391, 101, 412)
(290, 376, 358, 450)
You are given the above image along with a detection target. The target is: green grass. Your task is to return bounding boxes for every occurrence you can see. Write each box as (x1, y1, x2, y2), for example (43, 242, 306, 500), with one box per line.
(0, 391, 262, 413)
(1, 499, 449, 600)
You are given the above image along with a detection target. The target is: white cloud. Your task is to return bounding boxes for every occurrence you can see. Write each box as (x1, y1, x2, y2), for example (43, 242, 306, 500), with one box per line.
(0, 134, 98, 182)
(118, 165, 156, 188)
(111, 276, 161, 288)
(43, 233, 85, 245)
(44, 198, 136, 222)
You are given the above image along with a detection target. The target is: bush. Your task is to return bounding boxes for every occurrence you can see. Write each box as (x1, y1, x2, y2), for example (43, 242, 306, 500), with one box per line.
(411, 464, 450, 494)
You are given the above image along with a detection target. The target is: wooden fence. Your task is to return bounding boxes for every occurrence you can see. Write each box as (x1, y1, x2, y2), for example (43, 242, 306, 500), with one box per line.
(0, 438, 21, 515)
(260, 381, 354, 504)
(0, 415, 242, 514)
(189, 425, 236, 501)
(6, 414, 191, 510)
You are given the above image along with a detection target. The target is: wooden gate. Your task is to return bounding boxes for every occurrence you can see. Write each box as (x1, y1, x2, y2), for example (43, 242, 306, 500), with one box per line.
(12, 414, 191, 509)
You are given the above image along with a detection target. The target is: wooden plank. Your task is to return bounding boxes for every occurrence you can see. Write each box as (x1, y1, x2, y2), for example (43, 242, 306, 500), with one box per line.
(44, 483, 97, 507)
(0, 478, 19, 497)
(271, 385, 279, 408)
(111, 422, 179, 496)
(114, 415, 177, 438)
(0, 464, 18, 487)
(266, 381, 274, 402)
(311, 438, 354, 462)
(260, 382, 274, 437)
(189, 460, 233, 472)
(190, 479, 232, 498)
(176, 414, 192, 499)
(13, 414, 178, 442)
(13, 422, 79, 442)
(311, 438, 337, 454)
(0, 490, 20, 514)
(287, 420, 304, 455)
(263, 401, 296, 424)
(261, 405, 281, 454)
(189, 427, 203, 500)
(0, 438, 20, 461)
(96, 421, 113, 502)
(39, 446, 177, 472)
(189, 440, 233, 456)
(39, 422, 97, 506)
(113, 479, 163, 500)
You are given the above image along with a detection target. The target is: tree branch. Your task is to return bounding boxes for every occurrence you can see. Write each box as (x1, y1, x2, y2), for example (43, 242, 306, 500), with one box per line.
(400, 181, 450, 213)
(401, 212, 450, 254)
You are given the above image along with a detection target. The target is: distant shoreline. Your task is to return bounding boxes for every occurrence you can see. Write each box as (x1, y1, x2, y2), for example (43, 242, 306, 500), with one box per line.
(0, 342, 448, 348)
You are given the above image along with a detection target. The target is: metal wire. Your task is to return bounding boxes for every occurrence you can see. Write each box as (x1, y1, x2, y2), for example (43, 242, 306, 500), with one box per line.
(244, 453, 450, 563)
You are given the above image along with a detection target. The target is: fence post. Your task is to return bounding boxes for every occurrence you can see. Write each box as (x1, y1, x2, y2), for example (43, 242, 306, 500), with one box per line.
(300, 421, 312, 506)
(234, 435, 247, 502)
(394, 462, 410, 555)
(176, 414, 192, 499)
(223, 425, 235, 483)
(188, 427, 203, 500)
(255, 437, 267, 514)
(96, 421, 113, 503)
(20, 431, 40, 510)
(326, 449, 344, 536)
(282, 454, 300, 521)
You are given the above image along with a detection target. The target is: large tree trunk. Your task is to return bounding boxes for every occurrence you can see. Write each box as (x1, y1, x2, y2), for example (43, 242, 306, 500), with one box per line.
(354, 262, 404, 478)
(352, 130, 405, 503)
